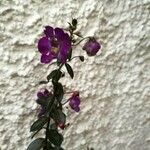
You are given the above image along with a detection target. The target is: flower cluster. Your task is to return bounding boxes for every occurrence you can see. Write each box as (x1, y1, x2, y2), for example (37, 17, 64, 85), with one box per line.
(27, 19, 101, 150)
(38, 26, 101, 64)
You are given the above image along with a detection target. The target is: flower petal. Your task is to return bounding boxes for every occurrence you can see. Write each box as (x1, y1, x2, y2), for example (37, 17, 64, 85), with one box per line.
(40, 53, 53, 64)
(55, 28, 65, 41)
(73, 107, 80, 112)
(57, 43, 68, 63)
(58, 33, 71, 63)
(38, 37, 51, 54)
(44, 26, 54, 38)
(69, 96, 81, 112)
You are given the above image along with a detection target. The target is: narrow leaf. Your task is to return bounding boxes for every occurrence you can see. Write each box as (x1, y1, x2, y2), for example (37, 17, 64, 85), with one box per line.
(53, 82, 64, 102)
(47, 70, 58, 81)
(79, 56, 84, 62)
(39, 81, 48, 85)
(48, 130, 63, 146)
(51, 109, 66, 125)
(47, 70, 62, 82)
(30, 117, 48, 132)
(27, 138, 45, 150)
(72, 18, 77, 27)
(68, 48, 72, 61)
(55, 70, 62, 81)
(65, 63, 74, 79)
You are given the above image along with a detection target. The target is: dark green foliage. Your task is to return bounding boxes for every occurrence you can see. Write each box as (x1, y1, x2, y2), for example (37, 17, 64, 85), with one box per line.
(67, 48, 72, 61)
(48, 129, 63, 147)
(47, 70, 62, 82)
(36, 97, 48, 107)
(27, 138, 45, 150)
(50, 123, 57, 130)
(39, 81, 48, 85)
(30, 117, 48, 132)
(79, 56, 84, 62)
(53, 82, 64, 102)
(65, 63, 74, 79)
(72, 19, 77, 27)
(51, 109, 66, 125)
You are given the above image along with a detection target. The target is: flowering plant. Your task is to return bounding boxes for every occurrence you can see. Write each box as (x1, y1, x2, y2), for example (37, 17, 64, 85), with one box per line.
(27, 19, 101, 150)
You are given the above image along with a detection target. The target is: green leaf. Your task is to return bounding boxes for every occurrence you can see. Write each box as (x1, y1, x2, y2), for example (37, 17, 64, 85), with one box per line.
(27, 138, 45, 150)
(47, 70, 57, 81)
(39, 81, 48, 85)
(55, 70, 62, 81)
(65, 63, 74, 79)
(72, 18, 77, 27)
(47, 70, 62, 82)
(48, 130, 63, 146)
(53, 82, 64, 102)
(79, 56, 84, 62)
(47, 141, 55, 149)
(68, 48, 72, 61)
(30, 117, 48, 132)
(36, 98, 47, 107)
(51, 109, 66, 125)
(50, 123, 57, 130)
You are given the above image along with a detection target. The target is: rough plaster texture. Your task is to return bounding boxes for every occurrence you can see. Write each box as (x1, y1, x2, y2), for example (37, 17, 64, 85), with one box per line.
(0, 0, 150, 150)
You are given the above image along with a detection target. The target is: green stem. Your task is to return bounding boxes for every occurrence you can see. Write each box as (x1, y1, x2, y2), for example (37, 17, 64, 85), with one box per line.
(44, 63, 64, 149)
(72, 37, 91, 46)
(69, 56, 81, 61)
(44, 95, 56, 149)
(44, 118, 50, 149)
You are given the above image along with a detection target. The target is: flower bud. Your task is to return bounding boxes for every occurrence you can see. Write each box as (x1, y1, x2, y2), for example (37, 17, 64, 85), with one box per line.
(82, 38, 101, 56)
(69, 92, 81, 112)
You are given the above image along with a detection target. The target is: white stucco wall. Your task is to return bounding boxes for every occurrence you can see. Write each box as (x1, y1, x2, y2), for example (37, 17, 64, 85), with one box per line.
(0, 0, 150, 150)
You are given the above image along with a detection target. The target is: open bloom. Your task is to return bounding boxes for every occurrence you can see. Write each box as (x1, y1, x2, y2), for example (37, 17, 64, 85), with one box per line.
(82, 38, 101, 56)
(38, 26, 71, 64)
(69, 92, 81, 112)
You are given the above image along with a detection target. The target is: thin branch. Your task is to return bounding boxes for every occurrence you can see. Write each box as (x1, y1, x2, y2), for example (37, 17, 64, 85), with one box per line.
(72, 37, 91, 46)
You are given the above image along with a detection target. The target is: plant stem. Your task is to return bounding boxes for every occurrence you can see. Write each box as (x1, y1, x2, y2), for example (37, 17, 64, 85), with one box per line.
(44, 96, 55, 149)
(45, 117, 50, 149)
(72, 37, 91, 46)
(69, 56, 81, 61)
(44, 64, 64, 149)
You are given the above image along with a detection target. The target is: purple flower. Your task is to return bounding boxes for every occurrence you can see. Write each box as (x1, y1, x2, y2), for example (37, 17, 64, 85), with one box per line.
(38, 26, 71, 64)
(69, 92, 81, 112)
(36, 89, 51, 117)
(82, 38, 101, 56)
(36, 89, 50, 105)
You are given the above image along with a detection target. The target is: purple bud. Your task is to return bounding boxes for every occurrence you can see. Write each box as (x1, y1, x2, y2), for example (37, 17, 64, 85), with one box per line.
(82, 38, 101, 56)
(36, 89, 51, 105)
(37, 89, 50, 98)
(37, 92, 44, 98)
(69, 94, 81, 112)
(43, 89, 50, 97)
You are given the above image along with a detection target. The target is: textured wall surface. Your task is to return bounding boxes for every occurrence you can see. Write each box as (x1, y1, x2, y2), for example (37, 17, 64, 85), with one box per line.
(0, 0, 150, 150)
